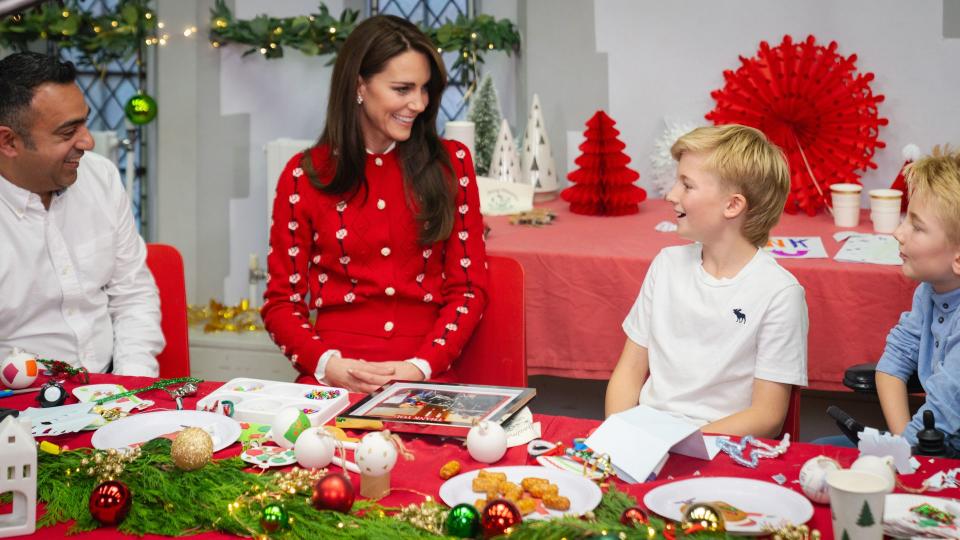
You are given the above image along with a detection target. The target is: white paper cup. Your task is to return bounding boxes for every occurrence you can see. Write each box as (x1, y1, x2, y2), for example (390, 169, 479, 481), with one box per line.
(827, 469, 888, 540)
(868, 189, 903, 233)
(831, 184, 863, 227)
(871, 209, 901, 234)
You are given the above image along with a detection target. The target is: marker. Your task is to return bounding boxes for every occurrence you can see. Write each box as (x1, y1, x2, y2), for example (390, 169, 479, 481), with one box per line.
(0, 387, 41, 399)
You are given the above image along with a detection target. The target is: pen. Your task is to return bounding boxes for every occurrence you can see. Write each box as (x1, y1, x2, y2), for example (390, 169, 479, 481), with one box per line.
(0, 387, 41, 399)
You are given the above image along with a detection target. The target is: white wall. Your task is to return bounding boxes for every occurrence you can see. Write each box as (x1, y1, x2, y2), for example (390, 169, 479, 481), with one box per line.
(595, 0, 960, 198)
(220, 0, 344, 302)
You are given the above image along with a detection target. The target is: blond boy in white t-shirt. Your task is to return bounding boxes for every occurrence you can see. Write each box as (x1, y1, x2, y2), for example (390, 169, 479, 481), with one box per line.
(605, 125, 808, 437)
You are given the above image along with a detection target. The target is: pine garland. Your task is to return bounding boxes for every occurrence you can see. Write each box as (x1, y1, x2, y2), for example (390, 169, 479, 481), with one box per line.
(37, 439, 730, 539)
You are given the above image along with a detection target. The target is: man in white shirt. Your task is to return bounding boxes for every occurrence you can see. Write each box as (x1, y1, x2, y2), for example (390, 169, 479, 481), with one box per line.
(0, 52, 163, 377)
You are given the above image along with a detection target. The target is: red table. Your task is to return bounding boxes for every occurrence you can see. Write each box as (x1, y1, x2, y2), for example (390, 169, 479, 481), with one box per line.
(485, 199, 915, 391)
(6, 374, 960, 539)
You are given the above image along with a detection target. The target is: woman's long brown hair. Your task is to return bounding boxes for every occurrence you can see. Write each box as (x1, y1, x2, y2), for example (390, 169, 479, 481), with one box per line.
(302, 15, 454, 245)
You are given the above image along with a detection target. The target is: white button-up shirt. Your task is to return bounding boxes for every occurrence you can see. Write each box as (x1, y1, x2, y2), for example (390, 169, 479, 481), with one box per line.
(0, 151, 163, 376)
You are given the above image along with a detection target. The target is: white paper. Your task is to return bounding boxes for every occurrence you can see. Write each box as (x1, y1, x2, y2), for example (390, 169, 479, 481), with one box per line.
(763, 236, 828, 259)
(858, 427, 915, 473)
(585, 405, 715, 484)
(19, 402, 99, 437)
(501, 407, 541, 448)
(476, 176, 534, 216)
(834, 233, 903, 265)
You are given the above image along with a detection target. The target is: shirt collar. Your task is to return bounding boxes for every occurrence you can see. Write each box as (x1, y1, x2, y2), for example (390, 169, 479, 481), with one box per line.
(931, 285, 960, 314)
(365, 142, 397, 155)
(0, 172, 33, 218)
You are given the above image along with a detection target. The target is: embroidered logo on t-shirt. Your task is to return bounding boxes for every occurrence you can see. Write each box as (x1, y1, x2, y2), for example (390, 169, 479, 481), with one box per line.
(733, 308, 746, 324)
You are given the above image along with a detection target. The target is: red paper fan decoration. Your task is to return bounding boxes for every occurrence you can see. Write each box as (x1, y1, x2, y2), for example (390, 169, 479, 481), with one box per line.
(706, 35, 888, 216)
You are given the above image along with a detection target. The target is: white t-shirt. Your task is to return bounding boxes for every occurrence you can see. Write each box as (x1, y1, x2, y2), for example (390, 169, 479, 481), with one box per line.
(622, 243, 808, 426)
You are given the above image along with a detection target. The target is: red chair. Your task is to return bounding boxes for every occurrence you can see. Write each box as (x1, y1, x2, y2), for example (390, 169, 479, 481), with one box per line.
(779, 385, 801, 439)
(446, 255, 526, 387)
(145, 244, 190, 378)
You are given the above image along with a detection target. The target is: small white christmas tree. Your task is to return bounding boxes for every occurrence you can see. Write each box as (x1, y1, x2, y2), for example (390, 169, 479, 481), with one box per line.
(521, 94, 559, 197)
(466, 73, 503, 177)
(488, 118, 522, 183)
(650, 119, 699, 197)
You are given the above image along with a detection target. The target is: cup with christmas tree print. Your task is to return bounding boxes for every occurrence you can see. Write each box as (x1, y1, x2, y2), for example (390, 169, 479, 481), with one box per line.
(826, 469, 888, 540)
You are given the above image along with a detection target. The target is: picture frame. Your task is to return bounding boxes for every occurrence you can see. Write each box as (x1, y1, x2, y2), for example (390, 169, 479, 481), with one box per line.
(336, 380, 536, 438)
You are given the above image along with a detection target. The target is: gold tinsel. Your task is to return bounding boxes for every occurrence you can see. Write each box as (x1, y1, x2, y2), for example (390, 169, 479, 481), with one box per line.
(77, 447, 142, 483)
(394, 499, 449, 535)
(188, 299, 263, 333)
(171, 427, 214, 471)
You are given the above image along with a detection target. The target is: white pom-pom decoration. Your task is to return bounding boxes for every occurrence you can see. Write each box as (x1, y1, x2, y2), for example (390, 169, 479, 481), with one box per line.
(466, 421, 507, 464)
(798, 455, 842, 503)
(902, 143, 921, 162)
(0, 348, 39, 390)
(650, 119, 699, 197)
(270, 407, 311, 449)
(355, 431, 399, 475)
(294, 427, 336, 468)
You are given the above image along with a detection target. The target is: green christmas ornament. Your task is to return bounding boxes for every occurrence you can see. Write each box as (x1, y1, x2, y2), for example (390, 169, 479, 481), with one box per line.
(124, 93, 158, 125)
(445, 503, 480, 538)
(260, 503, 288, 533)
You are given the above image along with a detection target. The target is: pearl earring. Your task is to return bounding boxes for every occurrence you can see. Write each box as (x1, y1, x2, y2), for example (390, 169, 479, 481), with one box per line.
(356, 94, 363, 105)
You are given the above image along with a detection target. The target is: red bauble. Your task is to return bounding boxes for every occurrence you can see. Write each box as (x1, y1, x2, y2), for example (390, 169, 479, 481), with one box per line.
(620, 506, 649, 526)
(311, 473, 355, 513)
(480, 499, 521, 538)
(89, 480, 132, 526)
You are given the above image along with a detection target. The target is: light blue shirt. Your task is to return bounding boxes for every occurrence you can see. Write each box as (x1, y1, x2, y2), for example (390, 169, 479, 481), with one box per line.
(877, 282, 960, 452)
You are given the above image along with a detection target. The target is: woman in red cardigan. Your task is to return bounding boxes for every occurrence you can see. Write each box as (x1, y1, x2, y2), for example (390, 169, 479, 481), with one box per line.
(262, 15, 488, 393)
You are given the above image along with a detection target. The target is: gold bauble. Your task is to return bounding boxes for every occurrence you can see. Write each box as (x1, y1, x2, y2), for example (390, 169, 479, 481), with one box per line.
(681, 502, 725, 533)
(171, 427, 214, 471)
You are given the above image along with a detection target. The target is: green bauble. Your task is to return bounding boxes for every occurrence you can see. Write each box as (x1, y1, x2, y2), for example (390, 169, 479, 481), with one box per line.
(260, 503, 288, 533)
(445, 503, 480, 538)
(124, 93, 158, 125)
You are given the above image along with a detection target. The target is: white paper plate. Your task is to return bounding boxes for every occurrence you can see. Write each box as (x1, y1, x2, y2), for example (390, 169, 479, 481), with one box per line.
(884, 493, 960, 539)
(91, 410, 241, 452)
(643, 477, 814, 534)
(438, 465, 601, 520)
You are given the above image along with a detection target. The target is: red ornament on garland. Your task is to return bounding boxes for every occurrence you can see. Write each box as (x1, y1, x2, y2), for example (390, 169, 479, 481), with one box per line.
(706, 35, 888, 216)
(311, 473, 355, 513)
(89, 480, 132, 526)
(561, 110, 647, 216)
(620, 506, 649, 526)
(480, 498, 521, 538)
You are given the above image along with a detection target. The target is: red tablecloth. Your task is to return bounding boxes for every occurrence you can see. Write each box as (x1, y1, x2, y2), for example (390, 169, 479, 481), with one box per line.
(7, 374, 958, 539)
(485, 199, 915, 391)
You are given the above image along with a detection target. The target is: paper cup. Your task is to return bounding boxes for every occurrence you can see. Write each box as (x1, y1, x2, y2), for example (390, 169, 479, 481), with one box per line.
(831, 184, 863, 228)
(444, 121, 475, 160)
(868, 189, 903, 233)
(826, 469, 888, 540)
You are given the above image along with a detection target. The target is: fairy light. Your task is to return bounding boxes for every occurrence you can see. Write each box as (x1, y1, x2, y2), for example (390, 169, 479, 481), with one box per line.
(211, 41, 221, 48)
(470, 32, 477, 39)
(437, 47, 442, 53)
(328, 26, 336, 34)
(157, 21, 165, 29)
(269, 43, 277, 49)
(93, 25, 101, 33)
(159, 34, 168, 46)
(487, 43, 494, 49)
(259, 47, 267, 55)
(183, 26, 197, 37)
(144, 12, 152, 20)
(110, 20, 118, 28)
(273, 26, 282, 35)
(61, 10, 70, 17)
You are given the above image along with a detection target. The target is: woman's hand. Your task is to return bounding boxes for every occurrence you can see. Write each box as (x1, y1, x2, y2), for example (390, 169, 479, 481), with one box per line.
(324, 355, 396, 394)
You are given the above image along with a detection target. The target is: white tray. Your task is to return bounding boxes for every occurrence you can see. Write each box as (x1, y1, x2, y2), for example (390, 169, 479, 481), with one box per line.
(195, 377, 349, 427)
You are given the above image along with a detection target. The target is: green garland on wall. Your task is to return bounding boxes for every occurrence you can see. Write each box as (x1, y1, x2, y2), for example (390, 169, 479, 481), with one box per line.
(0, 0, 156, 68)
(207, 0, 521, 88)
(36, 438, 732, 539)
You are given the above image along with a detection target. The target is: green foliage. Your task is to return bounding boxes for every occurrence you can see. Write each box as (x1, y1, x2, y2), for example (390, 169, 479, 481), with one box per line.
(0, 0, 157, 68)
(466, 73, 502, 175)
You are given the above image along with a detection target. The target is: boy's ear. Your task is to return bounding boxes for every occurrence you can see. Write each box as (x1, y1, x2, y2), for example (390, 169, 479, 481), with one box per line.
(952, 247, 960, 278)
(724, 193, 748, 219)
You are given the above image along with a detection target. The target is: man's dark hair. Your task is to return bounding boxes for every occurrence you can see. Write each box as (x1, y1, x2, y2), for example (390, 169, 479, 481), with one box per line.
(0, 52, 77, 147)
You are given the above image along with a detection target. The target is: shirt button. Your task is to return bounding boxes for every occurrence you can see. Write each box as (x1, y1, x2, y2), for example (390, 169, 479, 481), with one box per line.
(384, 321, 394, 331)
(385, 287, 395, 296)
(381, 247, 391, 256)
(944, 303, 949, 309)
(374, 157, 383, 166)
(939, 316, 945, 324)
(936, 340, 940, 348)
(377, 199, 386, 210)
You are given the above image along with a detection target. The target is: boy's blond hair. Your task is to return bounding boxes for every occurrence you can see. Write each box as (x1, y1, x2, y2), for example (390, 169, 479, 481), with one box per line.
(671, 124, 790, 246)
(904, 145, 960, 246)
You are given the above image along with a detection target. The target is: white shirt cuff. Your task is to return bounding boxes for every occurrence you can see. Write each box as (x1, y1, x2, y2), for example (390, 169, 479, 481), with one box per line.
(405, 358, 432, 380)
(313, 349, 341, 384)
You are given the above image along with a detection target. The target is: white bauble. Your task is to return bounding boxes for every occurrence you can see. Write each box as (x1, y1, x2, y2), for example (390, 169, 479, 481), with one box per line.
(798, 455, 842, 503)
(355, 431, 399, 475)
(294, 427, 336, 468)
(851, 455, 896, 492)
(0, 348, 39, 390)
(270, 407, 311, 449)
(466, 421, 507, 464)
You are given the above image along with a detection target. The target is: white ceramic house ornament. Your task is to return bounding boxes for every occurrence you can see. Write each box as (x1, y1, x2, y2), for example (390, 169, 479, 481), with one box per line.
(0, 416, 37, 537)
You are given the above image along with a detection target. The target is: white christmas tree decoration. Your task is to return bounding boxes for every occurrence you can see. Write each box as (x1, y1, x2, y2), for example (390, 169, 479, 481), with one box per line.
(0, 416, 37, 537)
(521, 94, 559, 197)
(488, 118, 522, 183)
(466, 73, 503, 176)
(650, 119, 700, 197)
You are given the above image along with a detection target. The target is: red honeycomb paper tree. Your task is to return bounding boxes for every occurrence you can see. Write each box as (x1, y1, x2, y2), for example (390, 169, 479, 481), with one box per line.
(561, 111, 647, 216)
(706, 35, 888, 216)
